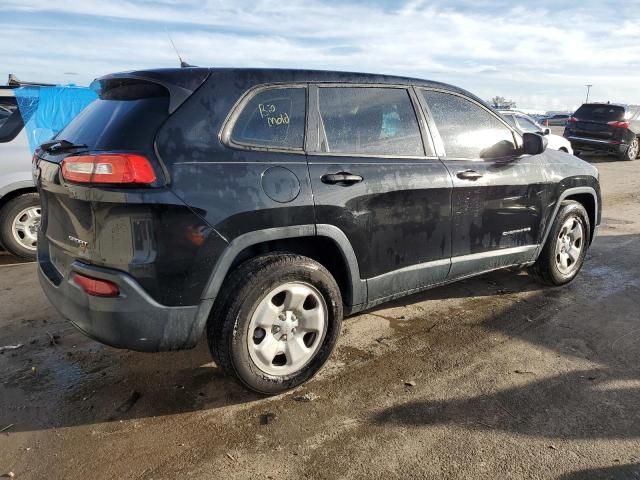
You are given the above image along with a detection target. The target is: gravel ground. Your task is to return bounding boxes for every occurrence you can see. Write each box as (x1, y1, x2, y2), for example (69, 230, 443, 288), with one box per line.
(1, 148, 639, 480)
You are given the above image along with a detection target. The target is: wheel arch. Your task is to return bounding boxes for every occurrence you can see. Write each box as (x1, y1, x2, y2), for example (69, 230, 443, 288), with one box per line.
(539, 187, 599, 253)
(0, 184, 38, 210)
(186, 224, 366, 347)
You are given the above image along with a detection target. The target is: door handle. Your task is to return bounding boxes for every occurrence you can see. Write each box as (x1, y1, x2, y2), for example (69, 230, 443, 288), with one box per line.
(321, 172, 363, 185)
(456, 169, 483, 180)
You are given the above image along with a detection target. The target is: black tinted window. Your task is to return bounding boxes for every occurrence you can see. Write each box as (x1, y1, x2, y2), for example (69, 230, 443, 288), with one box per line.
(318, 87, 425, 156)
(231, 87, 305, 149)
(421, 90, 515, 159)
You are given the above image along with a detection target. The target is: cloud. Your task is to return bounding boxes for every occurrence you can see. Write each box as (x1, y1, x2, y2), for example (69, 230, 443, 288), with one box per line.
(1, 0, 639, 110)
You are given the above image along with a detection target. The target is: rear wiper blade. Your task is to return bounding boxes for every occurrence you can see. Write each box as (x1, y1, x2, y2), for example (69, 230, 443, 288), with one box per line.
(40, 139, 88, 153)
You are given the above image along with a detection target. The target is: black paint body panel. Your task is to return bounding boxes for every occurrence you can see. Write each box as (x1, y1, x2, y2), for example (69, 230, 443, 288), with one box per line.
(35, 67, 602, 352)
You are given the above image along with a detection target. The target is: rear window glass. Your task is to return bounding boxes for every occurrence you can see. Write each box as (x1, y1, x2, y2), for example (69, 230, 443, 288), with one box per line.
(231, 87, 306, 149)
(57, 96, 169, 151)
(574, 104, 625, 122)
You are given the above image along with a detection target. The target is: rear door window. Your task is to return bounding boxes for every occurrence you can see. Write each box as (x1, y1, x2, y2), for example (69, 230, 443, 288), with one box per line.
(0, 95, 25, 143)
(231, 87, 306, 149)
(317, 87, 426, 156)
(421, 90, 515, 159)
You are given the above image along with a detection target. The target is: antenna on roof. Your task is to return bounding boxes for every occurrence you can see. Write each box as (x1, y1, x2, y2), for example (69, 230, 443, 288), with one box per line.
(166, 30, 196, 68)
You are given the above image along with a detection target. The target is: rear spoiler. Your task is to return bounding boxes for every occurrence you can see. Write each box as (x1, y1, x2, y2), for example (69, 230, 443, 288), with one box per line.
(94, 68, 210, 114)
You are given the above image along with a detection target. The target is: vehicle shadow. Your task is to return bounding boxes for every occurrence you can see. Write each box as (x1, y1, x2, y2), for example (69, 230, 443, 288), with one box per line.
(2, 234, 637, 439)
(558, 463, 640, 480)
(372, 232, 640, 444)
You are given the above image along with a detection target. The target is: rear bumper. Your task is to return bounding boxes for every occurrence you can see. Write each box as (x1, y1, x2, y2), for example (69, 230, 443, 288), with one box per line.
(566, 136, 627, 153)
(38, 259, 200, 352)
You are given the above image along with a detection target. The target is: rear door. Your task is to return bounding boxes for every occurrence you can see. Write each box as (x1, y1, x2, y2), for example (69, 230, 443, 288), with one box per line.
(417, 89, 545, 279)
(307, 85, 452, 304)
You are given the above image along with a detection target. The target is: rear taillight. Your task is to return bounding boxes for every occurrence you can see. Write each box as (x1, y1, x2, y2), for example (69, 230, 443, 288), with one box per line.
(61, 154, 157, 185)
(543, 119, 549, 126)
(607, 120, 630, 129)
(72, 273, 120, 297)
(567, 116, 578, 124)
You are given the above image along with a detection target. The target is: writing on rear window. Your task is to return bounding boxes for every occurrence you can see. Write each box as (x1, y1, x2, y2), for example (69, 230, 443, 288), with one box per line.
(231, 88, 305, 149)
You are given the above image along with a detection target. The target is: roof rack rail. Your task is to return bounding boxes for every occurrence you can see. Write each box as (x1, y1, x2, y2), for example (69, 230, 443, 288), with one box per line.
(7, 73, 55, 87)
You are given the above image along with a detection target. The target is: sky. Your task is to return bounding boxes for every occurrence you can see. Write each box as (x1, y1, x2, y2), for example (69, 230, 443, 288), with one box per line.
(1, 0, 639, 112)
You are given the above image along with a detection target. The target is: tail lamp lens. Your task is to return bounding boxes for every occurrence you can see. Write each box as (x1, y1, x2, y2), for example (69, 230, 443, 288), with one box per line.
(72, 273, 120, 297)
(61, 154, 156, 185)
(607, 120, 630, 129)
(567, 116, 578, 123)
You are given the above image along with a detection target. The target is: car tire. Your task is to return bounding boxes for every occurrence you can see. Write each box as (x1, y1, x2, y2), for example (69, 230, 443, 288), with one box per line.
(528, 200, 590, 286)
(0, 193, 40, 260)
(619, 137, 639, 161)
(207, 253, 343, 395)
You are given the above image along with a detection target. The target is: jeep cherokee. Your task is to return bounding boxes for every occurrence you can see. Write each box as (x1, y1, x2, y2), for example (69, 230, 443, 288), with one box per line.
(35, 68, 601, 394)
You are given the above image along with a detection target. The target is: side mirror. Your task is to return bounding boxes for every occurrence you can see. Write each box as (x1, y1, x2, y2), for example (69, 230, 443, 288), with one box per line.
(522, 132, 548, 155)
(543, 128, 550, 135)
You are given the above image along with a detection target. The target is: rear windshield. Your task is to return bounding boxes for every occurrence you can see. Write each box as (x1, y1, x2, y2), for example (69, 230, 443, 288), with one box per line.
(574, 104, 625, 122)
(57, 80, 169, 151)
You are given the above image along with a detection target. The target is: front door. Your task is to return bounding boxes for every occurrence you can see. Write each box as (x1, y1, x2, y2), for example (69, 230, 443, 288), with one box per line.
(306, 85, 453, 305)
(418, 89, 546, 279)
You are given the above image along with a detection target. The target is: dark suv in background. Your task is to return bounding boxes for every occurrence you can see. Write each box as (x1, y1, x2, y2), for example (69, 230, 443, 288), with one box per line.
(564, 103, 640, 160)
(35, 68, 601, 394)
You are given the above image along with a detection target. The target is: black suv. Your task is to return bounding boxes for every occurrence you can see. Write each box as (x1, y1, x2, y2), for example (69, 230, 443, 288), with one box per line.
(564, 103, 640, 160)
(36, 68, 601, 394)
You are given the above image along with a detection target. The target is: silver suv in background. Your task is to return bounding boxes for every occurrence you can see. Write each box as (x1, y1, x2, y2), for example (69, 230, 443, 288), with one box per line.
(0, 83, 41, 259)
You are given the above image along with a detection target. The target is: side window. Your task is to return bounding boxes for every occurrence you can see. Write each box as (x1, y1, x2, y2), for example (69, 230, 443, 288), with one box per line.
(516, 116, 540, 133)
(317, 87, 426, 156)
(502, 114, 516, 128)
(231, 87, 306, 149)
(0, 96, 25, 143)
(421, 90, 515, 159)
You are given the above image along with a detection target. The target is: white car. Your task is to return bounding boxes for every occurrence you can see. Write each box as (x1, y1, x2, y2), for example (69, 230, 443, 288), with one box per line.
(498, 110, 573, 155)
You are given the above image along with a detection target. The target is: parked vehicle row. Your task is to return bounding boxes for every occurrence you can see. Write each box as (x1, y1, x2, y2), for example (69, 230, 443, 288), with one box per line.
(35, 68, 601, 394)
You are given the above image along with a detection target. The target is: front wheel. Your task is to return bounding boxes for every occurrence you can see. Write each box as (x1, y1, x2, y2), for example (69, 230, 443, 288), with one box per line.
(0, 193, 41, 260)
(207, 253, 343, 394)
(529, 200, 590, 286)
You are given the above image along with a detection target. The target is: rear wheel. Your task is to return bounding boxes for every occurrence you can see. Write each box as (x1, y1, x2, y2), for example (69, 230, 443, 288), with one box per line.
(619, 137, 639, 161)
(529, 201, 590, 286)
(0, 193, 40, 260)
(207, 253, 343, 394)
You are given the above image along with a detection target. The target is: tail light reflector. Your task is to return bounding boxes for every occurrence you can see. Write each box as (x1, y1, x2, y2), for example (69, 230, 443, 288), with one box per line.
(607, 120, 630, 129)
(72, 273, 120, 297)
(61, 154, 156, 185)
(567, 116, 578, 124)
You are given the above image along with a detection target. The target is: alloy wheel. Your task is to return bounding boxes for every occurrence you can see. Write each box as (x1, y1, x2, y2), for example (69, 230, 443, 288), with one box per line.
(555, 216, 584, 275)
(11, 206, 41, 251)
(247, 281, 328, 376)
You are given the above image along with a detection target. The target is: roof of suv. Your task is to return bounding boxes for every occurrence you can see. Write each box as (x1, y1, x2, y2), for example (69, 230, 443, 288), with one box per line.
(99, 67, 484, 104)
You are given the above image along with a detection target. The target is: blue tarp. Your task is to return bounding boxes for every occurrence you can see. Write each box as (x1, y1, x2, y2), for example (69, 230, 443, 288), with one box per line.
(14, 85, 97, 154)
